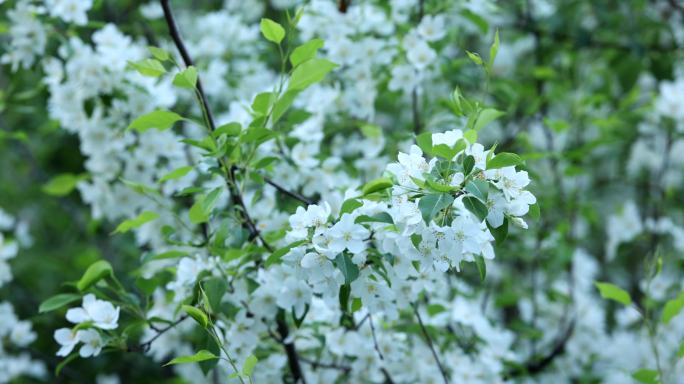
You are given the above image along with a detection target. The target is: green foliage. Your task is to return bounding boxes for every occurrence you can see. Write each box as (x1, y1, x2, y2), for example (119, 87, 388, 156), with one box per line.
(595, 282, 632, 306)
(77, 260, 113, 291)
(260, 18, 285, 44)
(164, 350, 217, 366)
(128, 110, 184, 132)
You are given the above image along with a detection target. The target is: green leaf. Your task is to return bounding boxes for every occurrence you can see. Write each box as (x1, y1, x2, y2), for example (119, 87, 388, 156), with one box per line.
(464, 129, 477, 144)
(465, 179, 489, 201)
(129, 58, 166, 77)
(361, 177, 393, 196)
(113, 211, 159, 234)
(288, 58, 337, 91)
(433, 144, 459, 160)
(462, 196, 488, 222)
(486, 152, 523, 169)
(339, 283, 351, 312)
(416, 131, 433, 155)
(242, 355, 258, 376)
(474, 255, 486, 281)
(164, 350, 217, 366)
(631, 369, 659, 384)
(172, 66, 198, 89)
(270, 90, 299, 124)
(160, 166, 194, 182)
(251, 92, 275, 116)
(77, 260, 113, 291)
(202, 277, 227, 314)
(148, 46, 170, 61)
(182, 305, 209, 328)
(335, 254, 359, 284)
(594, 282, 632, 306)
(528, 202, 540, 220)
(260, 18, 285, 44)
(678, 341, 684, 359)
(265, 240, 307, 267)
(240, 125, 277, 144)
(418, 193, 455, 224)
(38, 293, 81, 313)
(354, 212, 394, 224)
(340, 199, 363, 215)
(42, 173, 83, 196)
(474, 108, 505, 131)
(489, 29, 500, 68)
(128, 110, 183, 132)
(188, 188, 222, 225)
(213, 122, 242, 137)
(487, 218, 508, 245)
(463, 155, 475, 175)
(465, 50, 483, 66)
(291, 39, 324, 67)
(662, 292, 684, 324)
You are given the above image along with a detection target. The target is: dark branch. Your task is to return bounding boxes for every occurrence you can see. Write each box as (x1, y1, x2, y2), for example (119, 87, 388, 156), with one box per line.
(504, 318, 576, 379)
(130, 315, 188, 353)
(412, 304, 450, 384)
(159, 3, 306, 382)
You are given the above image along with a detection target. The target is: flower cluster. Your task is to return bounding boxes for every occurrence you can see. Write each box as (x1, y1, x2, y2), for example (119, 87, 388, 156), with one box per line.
(54, 294, 120, 358)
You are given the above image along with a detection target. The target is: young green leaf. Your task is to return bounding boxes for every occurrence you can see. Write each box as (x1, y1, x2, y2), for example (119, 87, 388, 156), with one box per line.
(416, 131, 433, 155)
(160, 166, 194, 183)
(462, 196, 488, 222)
(148, 46, 170, 61)
(418, 193, 455, 224)
(487, 218, 508, 245)
(172, 66, 198, 89)
(474, 255, 487, 281)
(361, 177, 393, 196)
(290, 38, 324, 67)
(265, 240, 307, 267)
(113, 211, 159, 234)
(128, 110, 183, 132)
(631, 369, 659, 384)
(662, 292, 684, 324)
(260, 18, 285, 44)
(465, 50, 483, 66)
(129, 58, 166, 77)
(164, 350, 217, 366)
(340, 198, 363, 216)
(242, 354, 258, 376)
(335, 253, 359, 284)
(38, 293, 82, 313)
(594, 282, 632, 306)
(288, 58, 337, 91)
(465, 179, 489, 201)
(489, 29, 500, 68)
(182, 305, 208, 328)
(42, 173, 83, 196)
(486, 152, 523, 169)
(77, 260, 113, 291)
(474, 108, 505, 131)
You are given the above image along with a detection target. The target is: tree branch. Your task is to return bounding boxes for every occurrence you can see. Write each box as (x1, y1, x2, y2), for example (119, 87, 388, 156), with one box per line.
(130, 315, 188, 353)
(159, 3, 306, 382)
(412, 303, 450, 384)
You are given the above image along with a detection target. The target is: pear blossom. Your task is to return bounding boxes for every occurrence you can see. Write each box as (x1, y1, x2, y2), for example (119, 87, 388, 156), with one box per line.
(66, 294, 120, 330)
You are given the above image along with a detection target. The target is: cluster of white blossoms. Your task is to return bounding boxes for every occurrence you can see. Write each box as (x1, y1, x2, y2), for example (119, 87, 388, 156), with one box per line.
(0, 208, 45, 383)
(273, 128, 536, 322)
(54, 294, 120, 358)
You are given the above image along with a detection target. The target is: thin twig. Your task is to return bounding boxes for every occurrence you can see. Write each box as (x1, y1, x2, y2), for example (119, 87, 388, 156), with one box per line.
(412, 304, 450, 384)
(369, 315, 395, 384)
(159, 3, 306, 382)
(131, 315, 188, 353)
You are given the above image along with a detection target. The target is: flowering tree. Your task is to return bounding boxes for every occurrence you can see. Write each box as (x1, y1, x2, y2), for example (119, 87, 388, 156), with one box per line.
(1, 0, 684, 383)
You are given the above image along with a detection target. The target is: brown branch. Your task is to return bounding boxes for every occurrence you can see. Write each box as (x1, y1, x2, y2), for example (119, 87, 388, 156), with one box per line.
(412, 304, 450, 384)
(503, 317, 576, 379)
(130, 315, 189, 353)
(160, 3, 306, 382)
